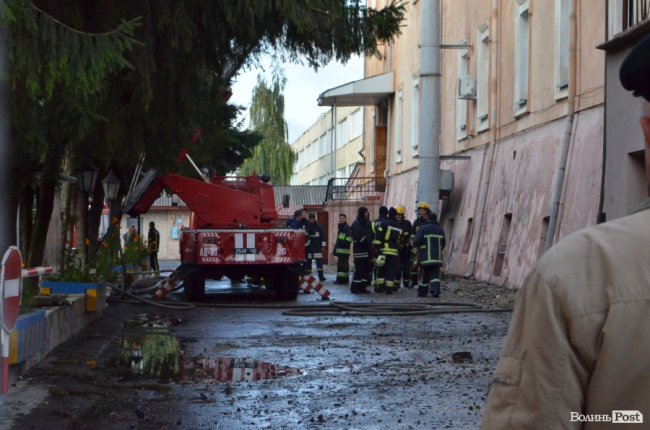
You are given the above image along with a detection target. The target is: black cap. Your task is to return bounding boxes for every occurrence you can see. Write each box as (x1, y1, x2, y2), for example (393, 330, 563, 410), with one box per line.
(379, 206, 388, 216)
(388, 207, 397, 218)
(620, 34, 650, 102)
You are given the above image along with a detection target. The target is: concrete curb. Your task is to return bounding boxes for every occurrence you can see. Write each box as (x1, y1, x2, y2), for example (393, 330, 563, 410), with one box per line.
(8, 284, 108, 385)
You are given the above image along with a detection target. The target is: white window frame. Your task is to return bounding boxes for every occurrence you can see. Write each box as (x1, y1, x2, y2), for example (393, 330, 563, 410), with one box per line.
(336, 118, 348, 149)
(476, 24, 490, 133)
(410, 78, 420, 155)
(394, 88, 403, 163)
(456, 42, 469, 141)
(514, 0, 530, 116)
(350, 108, 363, 140)
(555, 0, 569, 99)
(607, 0, 624, 39)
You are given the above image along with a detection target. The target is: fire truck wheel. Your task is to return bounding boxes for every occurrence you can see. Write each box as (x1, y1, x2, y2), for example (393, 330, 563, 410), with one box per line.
(270, 270, 299, 301)
(184, 271, 206, 301)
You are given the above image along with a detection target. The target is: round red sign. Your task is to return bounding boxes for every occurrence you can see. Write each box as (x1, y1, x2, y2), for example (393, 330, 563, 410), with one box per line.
(0, 247, 23, 332)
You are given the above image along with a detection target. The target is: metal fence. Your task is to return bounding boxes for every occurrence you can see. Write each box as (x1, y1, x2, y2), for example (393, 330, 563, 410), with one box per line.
(624, 0, 650, 30)
(324, 177, 386, 203)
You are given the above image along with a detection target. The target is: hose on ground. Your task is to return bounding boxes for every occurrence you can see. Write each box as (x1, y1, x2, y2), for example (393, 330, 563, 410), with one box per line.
(106, 282, 195, 310)
(281, 301, 513, 317)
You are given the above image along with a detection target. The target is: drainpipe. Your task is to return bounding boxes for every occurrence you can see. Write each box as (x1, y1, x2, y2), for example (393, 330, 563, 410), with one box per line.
(417, 0, 440, 208)
(544, 0, 577, 252)
(331, 104, 336, 181)
(466, 0, 499, 277)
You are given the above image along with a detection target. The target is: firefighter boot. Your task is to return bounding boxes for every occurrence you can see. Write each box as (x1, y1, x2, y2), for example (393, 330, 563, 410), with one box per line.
(417, 284, 428, 297)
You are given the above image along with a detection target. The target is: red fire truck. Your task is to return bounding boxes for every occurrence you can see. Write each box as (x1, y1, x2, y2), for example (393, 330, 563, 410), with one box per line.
(125, 170, 306, 301)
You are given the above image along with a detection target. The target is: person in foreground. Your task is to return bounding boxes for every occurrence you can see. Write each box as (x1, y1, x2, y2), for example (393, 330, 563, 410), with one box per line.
(481, 34, 650, 429)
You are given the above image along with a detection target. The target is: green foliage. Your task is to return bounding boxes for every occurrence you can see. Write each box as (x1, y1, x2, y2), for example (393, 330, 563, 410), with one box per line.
(4, 0, 405, 268)
(239, 70, 296, 185)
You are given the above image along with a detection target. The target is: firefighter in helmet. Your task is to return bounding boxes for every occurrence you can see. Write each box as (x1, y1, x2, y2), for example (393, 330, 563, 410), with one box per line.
(333, 213, 353, 284)
(375, 207, 403, 294)
(414, 212, 446, 297)
(394, 204, 413, 289)
(409, 202, 432, 288)
(350, 207, 372, 293)
(306, 213, 327, 282)
(371, 206, 389, 292)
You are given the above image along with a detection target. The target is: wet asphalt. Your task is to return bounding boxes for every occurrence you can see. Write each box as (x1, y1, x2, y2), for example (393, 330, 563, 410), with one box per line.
(0, 263, 512, 430)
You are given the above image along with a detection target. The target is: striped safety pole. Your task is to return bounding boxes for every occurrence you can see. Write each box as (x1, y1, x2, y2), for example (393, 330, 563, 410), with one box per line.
(21, 266, 54, 278)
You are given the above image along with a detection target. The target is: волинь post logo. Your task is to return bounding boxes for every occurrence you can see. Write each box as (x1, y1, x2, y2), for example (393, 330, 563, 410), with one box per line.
(570, 411, 643, 424)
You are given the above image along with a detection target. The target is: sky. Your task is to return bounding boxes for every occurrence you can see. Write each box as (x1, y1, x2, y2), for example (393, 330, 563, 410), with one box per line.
(230, 55, 364, 144)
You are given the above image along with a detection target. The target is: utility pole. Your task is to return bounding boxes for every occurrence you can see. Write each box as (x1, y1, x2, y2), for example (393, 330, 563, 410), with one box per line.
(417, 0, 441, 209)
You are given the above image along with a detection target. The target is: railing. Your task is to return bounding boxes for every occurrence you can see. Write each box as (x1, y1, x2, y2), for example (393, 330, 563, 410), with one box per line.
(324, 177, 386, 204)
(624, 0, 650, 30)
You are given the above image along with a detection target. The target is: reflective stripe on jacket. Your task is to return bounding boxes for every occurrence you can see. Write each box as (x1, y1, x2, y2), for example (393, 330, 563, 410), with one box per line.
(376, 219, 402, 256)
(414, 221, 446, 266)
(334, 223, 353, 256)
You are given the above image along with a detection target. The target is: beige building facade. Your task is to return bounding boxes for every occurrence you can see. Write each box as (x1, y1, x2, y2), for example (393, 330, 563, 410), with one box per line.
(324, 0, 606, 288)
(291, 106, 364, 185)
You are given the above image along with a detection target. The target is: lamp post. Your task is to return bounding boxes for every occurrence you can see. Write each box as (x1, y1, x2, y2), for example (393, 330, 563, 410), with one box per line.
(101, 170, 121, 230)
(101, 171, 122, 284)
(76, 164, 98, 264)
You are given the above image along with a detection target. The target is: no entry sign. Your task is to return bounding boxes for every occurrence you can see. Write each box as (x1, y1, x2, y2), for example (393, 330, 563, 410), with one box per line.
(0, 247, 23, 332)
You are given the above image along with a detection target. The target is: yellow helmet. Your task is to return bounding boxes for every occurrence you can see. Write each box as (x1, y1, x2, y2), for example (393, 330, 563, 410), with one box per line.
(374, 255, 386, 267)
(417, 202, 431, 210)
(395, 205, 406, 215)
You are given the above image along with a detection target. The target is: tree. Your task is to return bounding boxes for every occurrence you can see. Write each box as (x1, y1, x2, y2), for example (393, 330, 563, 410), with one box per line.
(2, 0, 405, 267)
(239, 70, 296, 185)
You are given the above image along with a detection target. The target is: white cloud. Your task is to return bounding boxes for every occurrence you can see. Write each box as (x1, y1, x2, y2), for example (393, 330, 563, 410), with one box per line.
(230, 56, 364, 143)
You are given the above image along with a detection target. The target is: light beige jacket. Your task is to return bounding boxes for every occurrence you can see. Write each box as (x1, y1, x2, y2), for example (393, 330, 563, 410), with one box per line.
(481, 201, 650, 429)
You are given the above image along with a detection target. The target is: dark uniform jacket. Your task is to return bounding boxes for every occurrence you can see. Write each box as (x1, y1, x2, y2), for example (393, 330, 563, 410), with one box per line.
(306, 222, 325, 254)
(351, 218, 372, 257)
(414, 220, 446, 266)
(334, 223, 352, 256)
(376, 218, 402, 256)
(396, 219, 413, 250)
(286, 217, 302, 230)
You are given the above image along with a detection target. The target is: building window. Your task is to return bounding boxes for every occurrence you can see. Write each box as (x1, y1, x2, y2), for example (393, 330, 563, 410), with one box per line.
(555, 0, 569, 97)
(411, 78, 419, 155)
(476, 24, 490, 133)
(462, 217, 473, 254)
(319, 134, 327, 158)
(493, 213, 512, 276)
(336, 118, 348, 149)
(607, 0, 624, 38)
(394, 88, 403, 163)
(456, 42, 469, 141)
(514, 0, 530, 115)
(350, 108, 363, 140)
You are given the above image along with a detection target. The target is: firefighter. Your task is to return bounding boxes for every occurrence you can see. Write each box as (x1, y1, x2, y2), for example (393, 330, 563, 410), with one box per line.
(371, 206, 389, 292)
(350, 207, 372, 293)
(333, 213, 353, 284)
(409, 202, 432, 288)
(286, 209, 304, 229)
(305, 213, 326, 282)
(375, 207, 403, 294)
(414, 212, 446, 297)
(394, 205, 413, 289)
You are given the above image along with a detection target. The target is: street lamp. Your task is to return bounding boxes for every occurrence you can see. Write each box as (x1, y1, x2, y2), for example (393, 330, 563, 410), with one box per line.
(101, 170, 121, 232)
(76, 164, 98, 263)
(101, 170, 121, 201)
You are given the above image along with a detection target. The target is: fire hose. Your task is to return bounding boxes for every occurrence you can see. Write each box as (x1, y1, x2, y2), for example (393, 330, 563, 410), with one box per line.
(280, 301, 512, 317)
